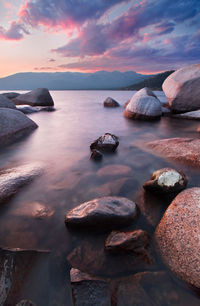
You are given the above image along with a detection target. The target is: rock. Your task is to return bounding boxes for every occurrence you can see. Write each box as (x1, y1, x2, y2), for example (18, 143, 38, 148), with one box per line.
(143, 168, 188, 194)
(105, 229, 150, 254)
(147, 137, 200, 167)
(16, 300, 36, 306)
(65, 196, 137, 229)
(0, 163, 43, 204)
(155, 188, 200, 288)
(97, 164, 132, 179)
(2, 92, 20, 99)
(67, 236, 154, 277)
(162, 64, 200, 113)
(70, 268, 111, 306)
(90, 133, 119, 152)
(13, 88, 54, 107)
(124, 99, 130, 108)
(17, 106, 56, 114)
(123, 87, 162, 120)
(162, 106, 171, 116)
(0, 108, 38, 146)
(103, 97, 120, 107)
(116, 271, 200, 306)
(0, 94, 16, 109)
(0, 247, 49, 305)
(173, 110, 200, 120)
(90, 149, 103, 161)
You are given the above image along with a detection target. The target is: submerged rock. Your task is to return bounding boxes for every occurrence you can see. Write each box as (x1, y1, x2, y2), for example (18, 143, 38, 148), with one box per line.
(65, 196, 137, 229)
(13, 88, 54, 107)
(70, 268, 111, 306)
(0, 108, 38, 146)
(143, 168, 187, 194)
(162, 64, 200, 113)
(103, 97, 120, 107)
(0, 94, 16, 109)
(90, 133, 119, 152)
(2, 92, 20, 99)
(147, 137, 200, 167)
(17, 106, 56, 114)
(90, 149, 103, 161)
(155, 188, 200, 288)
(0, 163, 43, 204)
(123, 87, 162, 120)
(97, 164, 132, 179)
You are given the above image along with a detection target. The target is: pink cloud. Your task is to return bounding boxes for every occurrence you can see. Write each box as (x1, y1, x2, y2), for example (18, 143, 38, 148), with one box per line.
(0, 21, 29, 40)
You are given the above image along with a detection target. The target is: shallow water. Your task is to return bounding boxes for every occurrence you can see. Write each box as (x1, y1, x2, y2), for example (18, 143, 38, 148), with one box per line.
(0, 90, 200, 305)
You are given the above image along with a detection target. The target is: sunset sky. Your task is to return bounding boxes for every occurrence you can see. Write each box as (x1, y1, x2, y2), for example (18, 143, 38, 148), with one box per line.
(0, 0, 199, 77)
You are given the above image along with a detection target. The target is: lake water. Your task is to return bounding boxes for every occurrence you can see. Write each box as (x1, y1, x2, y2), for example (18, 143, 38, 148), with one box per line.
(0, 90, 200, 305)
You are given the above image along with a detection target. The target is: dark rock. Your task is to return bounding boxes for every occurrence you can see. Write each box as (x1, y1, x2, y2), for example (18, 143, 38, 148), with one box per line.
(90, 149, 103, 161)
(70, 268, 111, 306)
(0, 94, 16, 109)
(2, 92, 20, 99)
(90, 133, 119, 152)
(143, 168, 188, 194)
(0, 163, 43, 204)
(13, 88, 54, 107)
(155, 188, 200, 288)
(0, 108, 38, 146)
(65, 196, 137, 229)
(103, 97, 120, 107)
(16, 300, 36, 306)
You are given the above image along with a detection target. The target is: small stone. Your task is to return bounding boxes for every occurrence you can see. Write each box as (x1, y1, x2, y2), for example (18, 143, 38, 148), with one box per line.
(103, 97, 120, 107)
(90, 149, 103, 161)
(90, 133, 119, 152)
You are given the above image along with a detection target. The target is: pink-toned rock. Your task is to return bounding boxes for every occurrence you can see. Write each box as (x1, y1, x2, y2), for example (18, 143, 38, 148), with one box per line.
(155, 188, 200, 288)
(97, 164, 132, 179)
(147, 137, 200, 167)
(162, 64, 200, 113)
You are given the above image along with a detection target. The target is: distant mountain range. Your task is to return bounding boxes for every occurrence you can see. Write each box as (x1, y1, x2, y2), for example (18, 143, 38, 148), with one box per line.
(0, 71, 154, 90)
(122, 70, 175, 90)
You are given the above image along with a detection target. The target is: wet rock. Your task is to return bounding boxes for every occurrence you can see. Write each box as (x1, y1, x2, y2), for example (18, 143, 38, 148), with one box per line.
(105, 229, 150, 254)
(147, 137, 200, 167)
(173, 110, 200, 120)
(30, 202, 55, 219)
(90, 149, 103, 161)
(97, 164, 132, 179)
(103, 97, 120, 107)
(123, 87, 162, 120)
(67, 236, 155, 277)
(16, 300, 36, 306)
(65, 196, 137, 229)
(0, 108, 38, 146)
(13, 88, 54, 107)
(116, 271, 200, 306)
(17, 106, 56, 114)
(143, 168, 187, 194)
(2, 92, 20, 99)
(70, 268, 111, 306)
(90, 133, 119, 152)
(0, 94, 16, 109)
(0, 163, 43, 204)
(0, 247, 49, 305)
(162, 64, 200, 113)
(155, 188, 200, 288)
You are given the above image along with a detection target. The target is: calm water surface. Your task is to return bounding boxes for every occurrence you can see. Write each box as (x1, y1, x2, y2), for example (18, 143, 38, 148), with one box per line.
(0, 90, 200, 305)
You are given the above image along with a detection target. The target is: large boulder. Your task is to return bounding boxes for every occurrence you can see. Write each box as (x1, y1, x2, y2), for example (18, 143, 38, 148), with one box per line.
(0, 108, 38, 146)
(13, 88, 54, 106)
(155, 188, 200, 288)
(162, 64, 200, 113)
(146, 137, 200, 167)
(103, 97, 120, 107)
(123, 87, 162, 120)
(65, 196, 137, 229)
(0, 94, 16, 109)
(90, 133, 119, 152)
(2, 92, 20, 99)
(0, 163, 43, 204)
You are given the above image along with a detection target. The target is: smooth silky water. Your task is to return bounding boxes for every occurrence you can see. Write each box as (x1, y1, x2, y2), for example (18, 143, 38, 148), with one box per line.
(0, 90, 200, 305)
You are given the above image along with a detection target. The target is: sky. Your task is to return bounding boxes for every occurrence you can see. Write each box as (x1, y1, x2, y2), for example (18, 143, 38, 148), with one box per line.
(0, 0, 199, 77)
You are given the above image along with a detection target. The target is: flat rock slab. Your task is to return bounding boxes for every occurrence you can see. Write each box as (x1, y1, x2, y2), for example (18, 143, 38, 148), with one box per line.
(65, 196, 137, 229)
(0, 163, 43, 204)
(0, 248, 50, 305)
(155, 188, 200, 288)
(173, 110, 200, 120)
(146, 137, 200, 167)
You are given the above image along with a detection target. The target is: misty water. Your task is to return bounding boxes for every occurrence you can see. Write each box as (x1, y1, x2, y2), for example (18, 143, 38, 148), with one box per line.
(0, 90, 200, 305)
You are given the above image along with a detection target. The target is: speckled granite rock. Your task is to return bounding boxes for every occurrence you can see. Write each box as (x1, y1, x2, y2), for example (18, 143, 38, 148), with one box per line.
(13, 88, 54, 107)
(162, 64, 200, 113)
(155, 188, 200, 288)
(147, 137, 200, 167)
(103, 97, 120, 107)
(143, 168, 187, 194)
(65, 196, 137, 229)
(90, 133, 119, 152)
